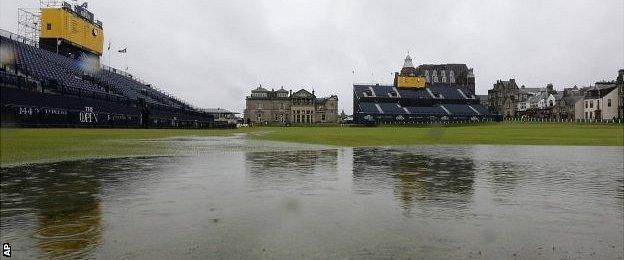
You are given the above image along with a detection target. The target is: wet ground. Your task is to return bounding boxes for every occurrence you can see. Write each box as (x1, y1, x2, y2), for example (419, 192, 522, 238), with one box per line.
(1, 136, 623, 259)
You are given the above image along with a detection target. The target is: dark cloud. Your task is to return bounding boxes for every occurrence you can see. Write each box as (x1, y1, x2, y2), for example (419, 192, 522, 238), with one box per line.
(1, 0, 623, 113)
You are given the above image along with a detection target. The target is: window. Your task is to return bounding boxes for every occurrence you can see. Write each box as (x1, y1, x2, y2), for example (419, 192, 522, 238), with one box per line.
(257, 103, 263, 110)
(321, 114, 326, 121)
(280, 103, 285, 110)
(275, 114, 278, 121)
(47, 23, 52, 30)
(585, 101, 588, 108)
(449, 70, 455, 83)
(585, 112, 588, 119)
(590, 101, 593, 108)
(608, 99, 612, 107)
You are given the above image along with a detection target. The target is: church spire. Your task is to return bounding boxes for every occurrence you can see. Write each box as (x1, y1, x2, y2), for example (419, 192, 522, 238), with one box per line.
(403, 54, 414, 68)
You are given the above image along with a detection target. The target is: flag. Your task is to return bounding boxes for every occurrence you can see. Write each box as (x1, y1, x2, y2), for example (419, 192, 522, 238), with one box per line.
(118, 48, 127, 53)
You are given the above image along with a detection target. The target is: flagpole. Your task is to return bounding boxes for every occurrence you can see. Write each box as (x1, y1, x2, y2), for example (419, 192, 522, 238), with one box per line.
(107, 39, 111, 67)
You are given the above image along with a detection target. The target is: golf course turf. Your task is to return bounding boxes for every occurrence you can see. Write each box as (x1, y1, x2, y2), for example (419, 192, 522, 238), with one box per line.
(1, 122, 622, 166)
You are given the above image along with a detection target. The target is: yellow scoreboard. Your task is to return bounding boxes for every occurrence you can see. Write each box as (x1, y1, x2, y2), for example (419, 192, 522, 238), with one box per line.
(40, 8, 104, 55)
(397, 76, 426, 89)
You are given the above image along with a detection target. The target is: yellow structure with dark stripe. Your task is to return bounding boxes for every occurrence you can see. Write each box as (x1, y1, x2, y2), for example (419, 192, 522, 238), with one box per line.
(40, 8, 104, 55)
(397, 76, 426, 88)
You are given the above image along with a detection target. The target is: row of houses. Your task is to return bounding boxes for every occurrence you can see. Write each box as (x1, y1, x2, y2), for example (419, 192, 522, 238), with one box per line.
(486, 70, 624, 120)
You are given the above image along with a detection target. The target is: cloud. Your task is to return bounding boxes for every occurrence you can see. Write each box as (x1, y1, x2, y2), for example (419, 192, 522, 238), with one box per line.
(1, 0, 623, 114)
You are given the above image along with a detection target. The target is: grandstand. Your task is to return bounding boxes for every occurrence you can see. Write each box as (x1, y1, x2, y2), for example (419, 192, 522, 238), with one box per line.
(1, 2, 224, 128)
(353, 56, 500, 124)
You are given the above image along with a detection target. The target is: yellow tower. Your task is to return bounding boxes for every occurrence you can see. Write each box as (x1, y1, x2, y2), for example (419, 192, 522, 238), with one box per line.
(39, 2, 104, 58)
(394, 55, 426, 89)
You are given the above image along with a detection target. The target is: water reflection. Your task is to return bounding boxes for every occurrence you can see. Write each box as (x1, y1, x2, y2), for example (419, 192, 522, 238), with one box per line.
(352, 147, 475, 212)
(1, 161, 102, 259)
(244, 149, 338, 192)
(0, 143, 622, 259)
(482, 161, 521, 202)
(0, 157, 171, 259)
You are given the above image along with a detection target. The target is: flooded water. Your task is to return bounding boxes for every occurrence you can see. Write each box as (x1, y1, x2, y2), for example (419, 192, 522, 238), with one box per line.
(1, 136, 623, 259)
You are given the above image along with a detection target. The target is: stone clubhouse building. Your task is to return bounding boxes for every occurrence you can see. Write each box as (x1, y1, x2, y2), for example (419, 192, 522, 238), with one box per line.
(243, 85, 339, 124)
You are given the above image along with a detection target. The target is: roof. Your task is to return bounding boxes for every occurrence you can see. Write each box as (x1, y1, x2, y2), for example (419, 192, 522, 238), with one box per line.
(519, 87, 543, 93)
(201, 108, 239, 114)
(495, 79, 518, 89)
(292, 89, 314, 98)
(592, 83, 617, 91)
(417, 64, 469, 70)
(585, 84, 618, 98)
(252, 85, 269, 92)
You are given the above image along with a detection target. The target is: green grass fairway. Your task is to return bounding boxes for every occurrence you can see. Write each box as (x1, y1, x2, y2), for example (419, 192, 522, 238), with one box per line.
(0, 128, 246, 166)
(1, 122, 622, 166)
(254, 122, 624, 147)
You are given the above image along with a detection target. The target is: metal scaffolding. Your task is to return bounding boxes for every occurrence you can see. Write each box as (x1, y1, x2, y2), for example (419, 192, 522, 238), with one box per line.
(17, 8, 41, 47)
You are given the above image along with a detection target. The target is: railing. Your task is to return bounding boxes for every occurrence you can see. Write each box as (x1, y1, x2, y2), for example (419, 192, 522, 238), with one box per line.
(504, 117, 623, 124)
(0, 29, 38, 47)
(39, 0, 65, 8)
(101, 62, 199, 110)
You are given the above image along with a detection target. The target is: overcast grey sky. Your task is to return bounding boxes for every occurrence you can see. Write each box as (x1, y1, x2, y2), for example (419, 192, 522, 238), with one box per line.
(1, 0, 623, 113)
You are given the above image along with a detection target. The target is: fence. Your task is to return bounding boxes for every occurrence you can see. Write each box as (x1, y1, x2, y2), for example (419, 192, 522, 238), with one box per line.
(504, 117, 623, 124)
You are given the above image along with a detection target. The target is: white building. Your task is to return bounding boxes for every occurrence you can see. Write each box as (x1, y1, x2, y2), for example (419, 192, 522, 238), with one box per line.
(527, 92, 556, 110)
(582, 83, 620, 120)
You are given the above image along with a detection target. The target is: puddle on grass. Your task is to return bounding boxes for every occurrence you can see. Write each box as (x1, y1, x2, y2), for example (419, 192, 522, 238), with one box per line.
(1, 137, 622, 259)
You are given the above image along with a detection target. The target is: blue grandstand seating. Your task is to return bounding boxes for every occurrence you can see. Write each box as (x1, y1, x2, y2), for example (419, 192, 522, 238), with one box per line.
(397, 88, 431, 99)
(1, 33, 214, 127)
(3, 35, 194, 109)
(470, 104, 491, 115)
(440, 104, 479, 116)
(358, 102, 381, 114)
(405, 106, 447, 115)
(428, 85, 467, 99)
(353, 83, 498, 123)
(377, 102, 405, 114)
(12, 41, 106, 94)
